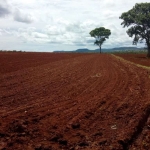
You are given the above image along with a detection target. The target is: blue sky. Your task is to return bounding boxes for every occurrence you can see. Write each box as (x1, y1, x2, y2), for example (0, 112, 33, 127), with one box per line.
(0, 0, 148, 52)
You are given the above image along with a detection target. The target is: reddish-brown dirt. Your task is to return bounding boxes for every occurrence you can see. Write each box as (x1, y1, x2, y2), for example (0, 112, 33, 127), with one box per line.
(0, 52, 150, 150)
(115, 53, 150, 67)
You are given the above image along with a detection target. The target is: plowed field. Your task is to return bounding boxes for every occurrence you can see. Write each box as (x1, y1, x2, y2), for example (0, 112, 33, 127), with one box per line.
(0, 52, 150, 150)
(115, 53, 150, 67)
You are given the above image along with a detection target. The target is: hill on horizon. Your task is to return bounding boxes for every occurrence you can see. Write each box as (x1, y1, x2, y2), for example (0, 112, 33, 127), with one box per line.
(53, 47, 145, 53)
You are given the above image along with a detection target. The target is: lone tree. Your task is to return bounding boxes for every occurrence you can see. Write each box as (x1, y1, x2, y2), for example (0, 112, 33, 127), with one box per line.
(120, 2, 150, 57)
(89, 27, 111, 53)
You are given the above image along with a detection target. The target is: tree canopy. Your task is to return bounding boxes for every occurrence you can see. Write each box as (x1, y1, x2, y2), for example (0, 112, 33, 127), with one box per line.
(120, 2, 150, 57)
(89, 27, 111, 53)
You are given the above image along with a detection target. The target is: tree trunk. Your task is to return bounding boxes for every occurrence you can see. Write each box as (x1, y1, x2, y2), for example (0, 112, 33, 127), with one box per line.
(147, 46, 150, 58)
(99, 46, 101, 53)
(146, 40, 150, 58)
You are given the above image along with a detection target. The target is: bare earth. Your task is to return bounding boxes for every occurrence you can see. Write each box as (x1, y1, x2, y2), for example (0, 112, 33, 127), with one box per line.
(0, 52, 150, 150)
(115, 53, 150, 67)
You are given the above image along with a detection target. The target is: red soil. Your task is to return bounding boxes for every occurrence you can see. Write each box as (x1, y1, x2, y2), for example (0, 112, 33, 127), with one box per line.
(115, 53, 150, 67)
(0, 52, 150, 150)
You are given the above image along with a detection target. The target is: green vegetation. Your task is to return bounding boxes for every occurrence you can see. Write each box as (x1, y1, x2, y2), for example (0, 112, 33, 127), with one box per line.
(120, 2, 150, 57)
(89, 27, 111, 53)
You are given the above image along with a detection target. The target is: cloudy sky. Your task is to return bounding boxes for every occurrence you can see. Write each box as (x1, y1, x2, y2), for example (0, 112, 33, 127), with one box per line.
(0, 0, 149, 52)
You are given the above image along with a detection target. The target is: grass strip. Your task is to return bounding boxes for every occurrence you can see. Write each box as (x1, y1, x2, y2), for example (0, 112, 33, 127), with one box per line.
(111, 54, 150, 71)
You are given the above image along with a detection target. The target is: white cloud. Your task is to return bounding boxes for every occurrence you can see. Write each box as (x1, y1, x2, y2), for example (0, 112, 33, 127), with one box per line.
(13, 8, 34, 23)
(0, 0, 148, 51)
(0, 0, 11, 17)
(0, 29, 2, 35)
(44, 25, 66, 35)
(32, 32, 48, 39)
